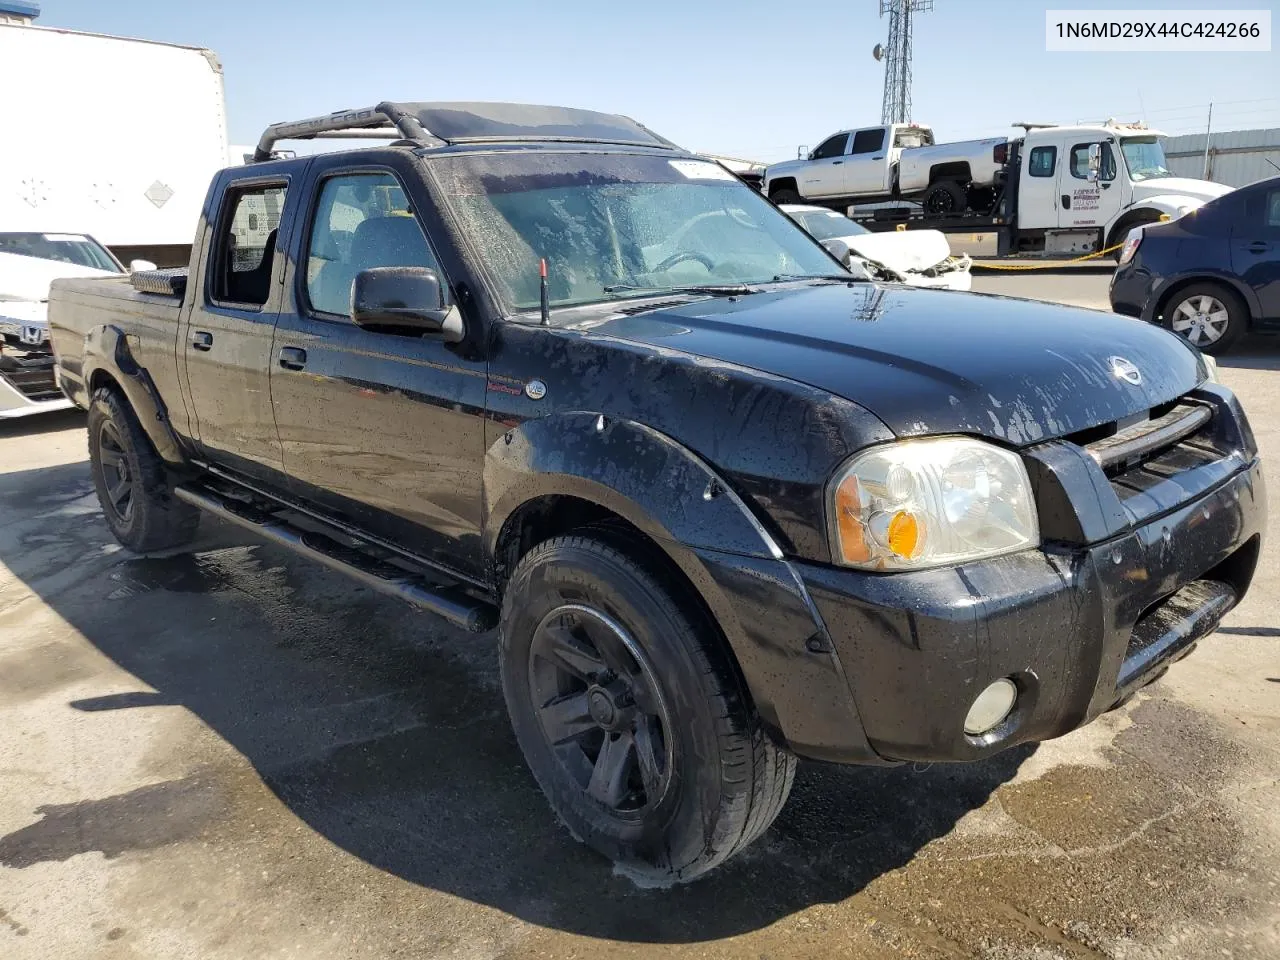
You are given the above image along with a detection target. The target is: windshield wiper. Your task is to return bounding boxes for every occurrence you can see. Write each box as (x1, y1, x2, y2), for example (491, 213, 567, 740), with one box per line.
(602, 282, 756, 296)
(769, 273, 864, 284)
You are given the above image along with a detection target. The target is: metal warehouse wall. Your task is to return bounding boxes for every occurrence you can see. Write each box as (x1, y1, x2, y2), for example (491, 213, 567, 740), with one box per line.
(1163, 127, 1280, 187)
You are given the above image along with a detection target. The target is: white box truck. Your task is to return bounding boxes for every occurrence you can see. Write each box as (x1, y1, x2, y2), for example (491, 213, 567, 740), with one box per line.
(0, 21, 228, 266)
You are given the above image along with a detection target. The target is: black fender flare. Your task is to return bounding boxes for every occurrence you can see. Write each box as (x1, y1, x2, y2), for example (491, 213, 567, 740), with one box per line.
(484, 413, 881, 763)
(82, 324, 188, 467)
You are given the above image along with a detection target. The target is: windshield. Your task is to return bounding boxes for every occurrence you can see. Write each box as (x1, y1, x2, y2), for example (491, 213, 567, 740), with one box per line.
(1120, 137, 1174, 182)
(0, 232, 121, 271)
(430, 152, 846, 311)
(790, 210, 870, 240)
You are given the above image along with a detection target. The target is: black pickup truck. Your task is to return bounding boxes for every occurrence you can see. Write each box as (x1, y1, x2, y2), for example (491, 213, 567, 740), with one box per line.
(48, 101, 1265, 881)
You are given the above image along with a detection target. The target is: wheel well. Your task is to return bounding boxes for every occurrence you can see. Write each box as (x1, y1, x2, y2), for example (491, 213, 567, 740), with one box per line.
(928, 163, 970, 184)
(88, 368, 123, 398)
(1107, 209, 1165, 248)
(1154, 277, 1249, 324)
(493, 492, 760, 720)
(768, 177, 797, 196)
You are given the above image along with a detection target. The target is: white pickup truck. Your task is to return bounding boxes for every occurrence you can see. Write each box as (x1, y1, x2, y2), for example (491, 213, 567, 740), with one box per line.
(763, 122, 1008, 215)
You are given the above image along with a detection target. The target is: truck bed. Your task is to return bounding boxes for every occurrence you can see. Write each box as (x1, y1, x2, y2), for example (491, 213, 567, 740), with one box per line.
(48, 275, 186, 417)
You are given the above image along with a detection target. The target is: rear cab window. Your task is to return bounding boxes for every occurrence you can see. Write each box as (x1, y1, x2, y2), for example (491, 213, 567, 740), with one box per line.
(208, 182, 288, 308)
(851, 128, 886, 155)
(1028, 146, 1057, 177)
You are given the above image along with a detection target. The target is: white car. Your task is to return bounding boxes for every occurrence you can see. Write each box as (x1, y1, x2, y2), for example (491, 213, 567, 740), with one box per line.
(0, 233, 130, 418)
(782, 205, 973, 291)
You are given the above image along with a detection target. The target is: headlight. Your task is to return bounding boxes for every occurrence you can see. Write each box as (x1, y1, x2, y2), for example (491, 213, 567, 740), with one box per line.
(828, 437, 1039, 571)
(1202, 354, 1220, 384)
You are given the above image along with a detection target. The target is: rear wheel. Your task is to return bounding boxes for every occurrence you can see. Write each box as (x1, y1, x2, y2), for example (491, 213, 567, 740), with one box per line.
(1162, 283, 1248, 355)
(87, 386, 199, 552)
(499, 534, 795, 882)
(922, 180, 966, 216)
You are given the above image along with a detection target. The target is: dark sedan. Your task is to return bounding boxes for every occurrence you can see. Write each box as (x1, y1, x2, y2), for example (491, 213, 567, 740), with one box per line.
(1111, 175, 1280, 354)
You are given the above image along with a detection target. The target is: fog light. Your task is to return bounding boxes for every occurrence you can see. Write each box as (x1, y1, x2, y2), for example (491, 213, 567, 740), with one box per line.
(964, 678, 1018, 735)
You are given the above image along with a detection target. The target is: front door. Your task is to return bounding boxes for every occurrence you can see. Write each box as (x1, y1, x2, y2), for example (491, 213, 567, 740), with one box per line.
(182, 175, 293, 482)
(269, 157, 488, 582)
(1232, 182, 1280, 321)
(1059, 140, 1123, 231)
(800, 133, 851, 198)
(1015, 141, 1063, 230)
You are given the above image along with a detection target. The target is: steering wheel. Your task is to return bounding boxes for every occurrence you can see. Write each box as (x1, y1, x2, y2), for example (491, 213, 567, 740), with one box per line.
(654, 250, 715, 273)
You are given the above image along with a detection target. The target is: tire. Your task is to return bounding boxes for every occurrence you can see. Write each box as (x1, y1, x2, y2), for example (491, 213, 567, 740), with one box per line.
(922, 180, 966, 216)
(499, 534, 795, 882)
(769, 188, 802, 206)
(1108, 214, 1162, 261)
(1161, 282, 1248, 356)
(87, 386, 199, 552)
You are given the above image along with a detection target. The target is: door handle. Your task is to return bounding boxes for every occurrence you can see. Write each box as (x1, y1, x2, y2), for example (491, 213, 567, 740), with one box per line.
(1061, 194, 1071, 209)
(832, 160, 843, 165)
(278, 346, 307, 371)
(1248, 241, 1270, 254)
(871, 155, 884, 160)
(191, 331, 213, 351)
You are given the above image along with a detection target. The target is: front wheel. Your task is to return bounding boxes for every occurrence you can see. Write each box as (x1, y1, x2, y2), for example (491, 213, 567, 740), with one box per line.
(499, 534, 795, 882)
(769, 188, 802, 206)
(1163, 283, 1248, 355)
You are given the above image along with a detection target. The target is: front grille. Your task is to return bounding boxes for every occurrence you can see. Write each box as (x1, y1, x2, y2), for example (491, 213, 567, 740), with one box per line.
(1072, 398, 1239, 526)
(0, 353, 61, 402)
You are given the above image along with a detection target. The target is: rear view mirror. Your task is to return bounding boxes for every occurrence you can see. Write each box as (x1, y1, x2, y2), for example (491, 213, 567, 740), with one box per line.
(1086, 143, 1101, 183)
(798, 145, 811, 159)
(352, 267, 463, 342)
(822, 238, 853, 267)
(129, 259, 157, 272)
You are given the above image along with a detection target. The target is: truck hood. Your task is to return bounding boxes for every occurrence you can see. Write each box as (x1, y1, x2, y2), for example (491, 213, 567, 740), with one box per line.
(764, 158, 806, 181)
(836, 229, 955, 276)
(580, 283, 1204, 444)
(1130, 177, 1233, 206)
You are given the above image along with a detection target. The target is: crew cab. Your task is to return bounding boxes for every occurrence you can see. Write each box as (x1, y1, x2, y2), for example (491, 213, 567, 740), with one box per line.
(764, 122, 1008, 214)
(49, 101, 1265, 882)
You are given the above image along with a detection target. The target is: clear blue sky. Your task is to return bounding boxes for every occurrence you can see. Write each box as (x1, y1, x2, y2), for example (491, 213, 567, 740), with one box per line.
(34, 0, 1280, 161)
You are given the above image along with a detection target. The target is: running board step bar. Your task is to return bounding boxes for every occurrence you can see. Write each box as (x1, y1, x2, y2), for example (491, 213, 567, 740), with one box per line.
(173, 485, 497, 633)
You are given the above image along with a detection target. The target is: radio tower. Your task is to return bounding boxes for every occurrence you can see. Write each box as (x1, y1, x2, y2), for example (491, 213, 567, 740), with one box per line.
(875, 0, 933, 125)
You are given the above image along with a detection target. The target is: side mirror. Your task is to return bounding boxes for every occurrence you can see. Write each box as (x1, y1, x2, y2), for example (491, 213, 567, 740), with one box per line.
(1086, 143, 1101, 183)
(821, 238, 852, 267)
(129, 259, 157, 272)
(352, 266, 463, 342)
(798, 145, 811, 160)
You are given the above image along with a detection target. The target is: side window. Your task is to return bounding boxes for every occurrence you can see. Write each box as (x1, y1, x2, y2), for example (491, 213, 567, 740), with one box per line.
(304, 172, 438, 319)
(811, 133, 850, 160)
(850, 128, 886, 155)
(1267, 190, 1280, 230)
(1028, 146, 1057, 177)
(1069, 142, 1116, 181)
(210, 183, 287, 307)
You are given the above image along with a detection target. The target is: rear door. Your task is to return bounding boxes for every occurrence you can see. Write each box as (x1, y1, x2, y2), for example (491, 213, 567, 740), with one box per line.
(1016, 140, 1062, 229)
(1232, 182, 1280, 321)
(800, 133, 851, 198)
(269, 153, 488, 582)
(183, 172, 294, 482)
(844, 127, 889, 196)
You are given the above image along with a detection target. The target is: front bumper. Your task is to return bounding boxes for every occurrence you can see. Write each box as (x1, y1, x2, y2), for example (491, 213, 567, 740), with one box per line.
(0, 345, 73, 419)
(705, 385, 1265, 765)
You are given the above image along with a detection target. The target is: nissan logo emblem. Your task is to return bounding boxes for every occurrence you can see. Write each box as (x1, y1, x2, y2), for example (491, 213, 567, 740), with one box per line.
(1108, 356, 1142, 386)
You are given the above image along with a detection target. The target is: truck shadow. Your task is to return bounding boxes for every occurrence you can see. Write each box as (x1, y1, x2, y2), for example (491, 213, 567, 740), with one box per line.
(0, 459, 1031, 943)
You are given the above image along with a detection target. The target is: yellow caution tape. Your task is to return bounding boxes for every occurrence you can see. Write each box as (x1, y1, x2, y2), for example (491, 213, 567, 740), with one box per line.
(975, 242, 1125, 270)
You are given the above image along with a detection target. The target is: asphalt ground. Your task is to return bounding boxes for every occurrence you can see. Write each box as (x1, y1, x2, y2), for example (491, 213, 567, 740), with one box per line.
(1, 271, 1277, 959)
